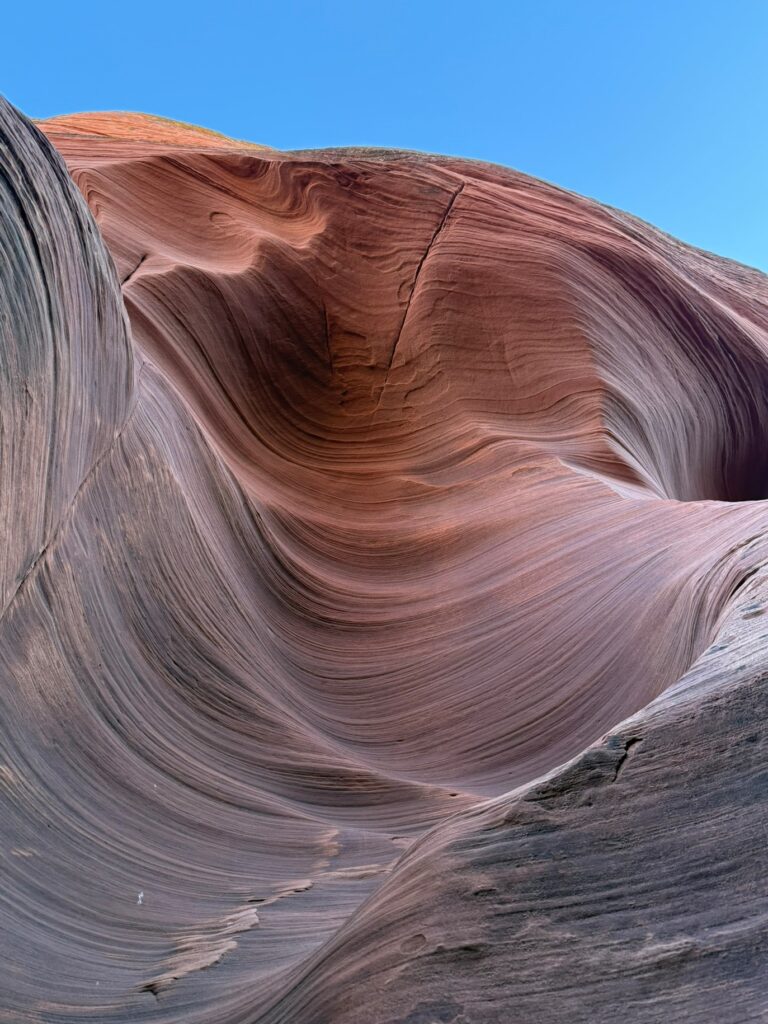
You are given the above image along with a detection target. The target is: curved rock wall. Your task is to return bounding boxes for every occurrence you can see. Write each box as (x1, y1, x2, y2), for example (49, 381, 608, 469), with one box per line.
(0, 98, 765, 1021)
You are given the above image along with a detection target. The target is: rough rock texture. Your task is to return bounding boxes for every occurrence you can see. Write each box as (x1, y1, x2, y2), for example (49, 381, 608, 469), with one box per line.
(0, 96, 766, 1021)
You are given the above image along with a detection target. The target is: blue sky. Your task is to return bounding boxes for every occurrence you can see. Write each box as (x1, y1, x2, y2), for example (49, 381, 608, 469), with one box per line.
(5, 1, 767, 270)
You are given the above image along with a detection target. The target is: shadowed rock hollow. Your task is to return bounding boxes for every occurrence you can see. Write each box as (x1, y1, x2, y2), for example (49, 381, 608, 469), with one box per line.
(0, 99, 766, 1022)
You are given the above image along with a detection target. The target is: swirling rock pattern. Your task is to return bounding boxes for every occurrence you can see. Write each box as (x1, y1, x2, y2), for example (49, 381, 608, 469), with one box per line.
(0, 96, 765, 1021)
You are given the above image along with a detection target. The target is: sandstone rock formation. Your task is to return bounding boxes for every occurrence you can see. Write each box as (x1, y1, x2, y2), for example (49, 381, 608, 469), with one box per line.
(0, 96, 765, 1021)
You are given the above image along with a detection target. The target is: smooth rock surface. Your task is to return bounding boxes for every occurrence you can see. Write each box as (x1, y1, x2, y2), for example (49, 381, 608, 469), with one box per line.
(0, 96, 765, 1021)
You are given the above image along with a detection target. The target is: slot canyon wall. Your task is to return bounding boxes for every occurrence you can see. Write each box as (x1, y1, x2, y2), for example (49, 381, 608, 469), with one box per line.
(0, 97, 766, 1021)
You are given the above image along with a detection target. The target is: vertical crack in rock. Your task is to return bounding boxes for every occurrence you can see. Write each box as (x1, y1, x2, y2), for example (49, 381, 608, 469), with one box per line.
(384, 180, 465, 376)
(612, 735, 642, 781)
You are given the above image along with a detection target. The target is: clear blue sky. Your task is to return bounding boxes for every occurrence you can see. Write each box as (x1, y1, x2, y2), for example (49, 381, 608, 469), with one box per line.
(5, 1, 767, 270)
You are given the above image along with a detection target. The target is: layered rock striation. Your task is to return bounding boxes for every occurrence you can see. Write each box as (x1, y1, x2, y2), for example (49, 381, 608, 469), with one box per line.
(0, 97, 765, 1021)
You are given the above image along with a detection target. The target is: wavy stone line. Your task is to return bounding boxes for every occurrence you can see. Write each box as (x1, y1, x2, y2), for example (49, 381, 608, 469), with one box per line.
(0, 98, 765, 1022)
